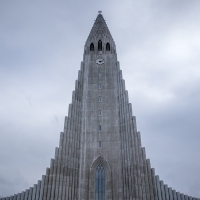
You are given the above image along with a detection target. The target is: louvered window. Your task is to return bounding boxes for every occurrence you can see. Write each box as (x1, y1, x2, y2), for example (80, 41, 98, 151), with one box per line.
(98, 40, 102, 51)
(106, 43, 110, 51)
(90, 43, 94, 51)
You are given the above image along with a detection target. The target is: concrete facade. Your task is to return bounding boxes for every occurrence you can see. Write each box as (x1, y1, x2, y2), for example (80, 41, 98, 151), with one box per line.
(1, 13, 199, 200)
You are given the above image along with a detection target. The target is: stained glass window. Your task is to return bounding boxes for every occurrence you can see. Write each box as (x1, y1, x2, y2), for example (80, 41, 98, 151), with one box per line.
(95, 164, 105, 200)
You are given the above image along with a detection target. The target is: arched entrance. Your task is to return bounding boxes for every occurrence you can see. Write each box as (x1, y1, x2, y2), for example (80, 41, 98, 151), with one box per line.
(95, 164, 105, 200)
(89, 156, 113, 200)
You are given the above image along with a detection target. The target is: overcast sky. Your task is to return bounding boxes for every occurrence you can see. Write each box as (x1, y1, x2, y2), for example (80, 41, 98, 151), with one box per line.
(1, 0, 200, 198)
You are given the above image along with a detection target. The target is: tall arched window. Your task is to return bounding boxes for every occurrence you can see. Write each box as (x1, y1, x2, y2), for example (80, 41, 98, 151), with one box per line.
(90, 43, 94, 51)
(98, 40, 102, 51)
(95, 164, 105, 200)
(106, 43, 110, 51)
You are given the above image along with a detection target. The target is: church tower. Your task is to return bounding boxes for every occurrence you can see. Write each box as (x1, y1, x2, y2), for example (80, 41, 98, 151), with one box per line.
(77, 12, 156, 200)
(1, 12, 200, 200)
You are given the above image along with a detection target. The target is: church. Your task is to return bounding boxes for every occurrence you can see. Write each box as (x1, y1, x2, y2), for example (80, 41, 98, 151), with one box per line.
(1, 12, 199, 200)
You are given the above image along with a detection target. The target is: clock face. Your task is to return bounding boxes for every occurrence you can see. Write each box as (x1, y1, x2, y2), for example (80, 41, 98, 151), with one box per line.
(96, 58, 104, 65)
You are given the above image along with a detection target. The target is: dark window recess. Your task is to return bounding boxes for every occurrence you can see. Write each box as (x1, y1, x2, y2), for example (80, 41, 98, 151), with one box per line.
(99, 96, 102, 102)
(99, 125, 102, 131)
(99, 141, 102, 148)
(90, 43, 94, 51)
(98, 40, 102, 51)
(99, 84, 102, 89)
(99, 110, 102, 116)
(106, 43, 110, 51)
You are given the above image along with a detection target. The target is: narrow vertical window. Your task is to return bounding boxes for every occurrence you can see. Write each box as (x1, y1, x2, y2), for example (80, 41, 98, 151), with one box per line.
(90, 43, 94, 51)
(98, 40, 102, 51)
(95, 164, 105, 199)
(99, 141, 102, 147)
(106, 43, 110, 51)
(99, 73, 101, 77)
(99, 110, 102, 116)
(99, 125, 102, 131)
(99, 84, 102, 89)
(99, 96, 102, 102)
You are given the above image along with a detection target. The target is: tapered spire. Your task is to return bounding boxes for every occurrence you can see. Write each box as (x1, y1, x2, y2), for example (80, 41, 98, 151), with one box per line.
(84, 12, 116, 55)
(86, 12, 114, 44)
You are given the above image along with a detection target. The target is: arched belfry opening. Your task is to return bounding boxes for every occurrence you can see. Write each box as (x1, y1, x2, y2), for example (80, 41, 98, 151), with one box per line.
(106, 43, 110, 51)
(98, 40, 102, 51)
(95, 164, 105, 200)
(90, 43, 94, 51)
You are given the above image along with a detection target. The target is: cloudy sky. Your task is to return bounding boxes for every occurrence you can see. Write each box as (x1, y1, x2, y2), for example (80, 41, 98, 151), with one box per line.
(1, 0, 200, 198)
